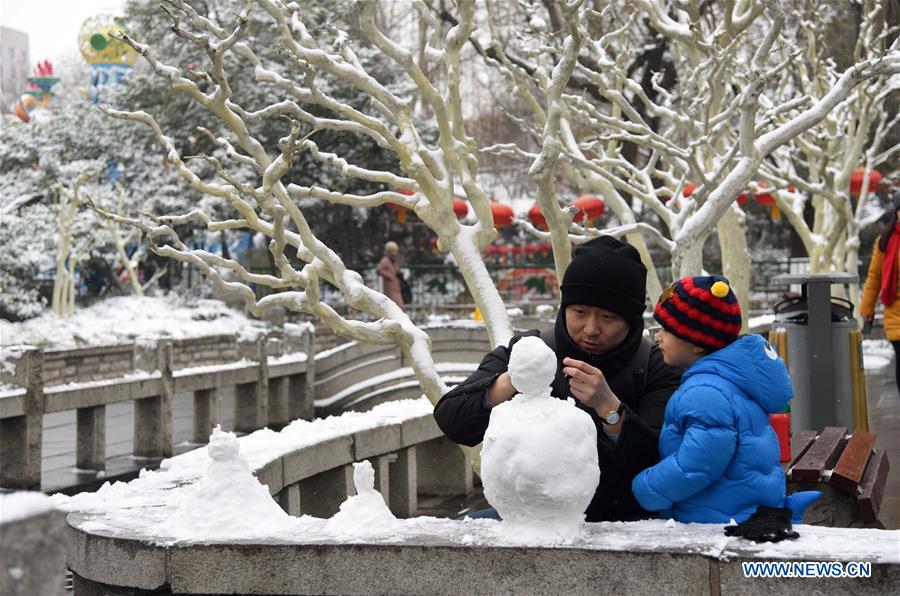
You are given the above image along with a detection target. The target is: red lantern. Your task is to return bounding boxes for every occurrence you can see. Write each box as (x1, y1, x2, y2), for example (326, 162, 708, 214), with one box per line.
(528, 204, 547, 230)
(736, 192, 749, 206)
(754, 183, 775, 206)
(573, 196, 605, 225)
(396, 187, 415, 196)
(849, 167, 883, 195)
(452, 198, 468, 219)
(682, 183, 696, 197)
(491, 202, 514, 228)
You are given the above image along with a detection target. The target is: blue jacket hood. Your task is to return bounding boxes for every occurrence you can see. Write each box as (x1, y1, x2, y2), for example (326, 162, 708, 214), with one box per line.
(682, 334, 793, 414)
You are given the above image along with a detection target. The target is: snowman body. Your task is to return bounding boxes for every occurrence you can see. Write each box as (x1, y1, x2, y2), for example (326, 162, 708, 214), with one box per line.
(480, 337, 600, 542)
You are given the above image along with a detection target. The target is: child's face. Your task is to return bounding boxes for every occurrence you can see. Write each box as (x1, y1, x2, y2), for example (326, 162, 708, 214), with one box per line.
(654, 328, 704, 367)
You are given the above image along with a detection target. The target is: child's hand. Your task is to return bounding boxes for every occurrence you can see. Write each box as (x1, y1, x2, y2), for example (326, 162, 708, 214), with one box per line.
(562, 357, 618, 413)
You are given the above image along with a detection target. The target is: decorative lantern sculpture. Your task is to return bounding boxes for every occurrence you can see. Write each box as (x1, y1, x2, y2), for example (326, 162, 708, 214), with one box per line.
(572, 196, 605, 226)
(79, 14, 138, 103)
(491, 202, 515, 228)
(849, 167, 883, 195)
(12, 60, 60, 123)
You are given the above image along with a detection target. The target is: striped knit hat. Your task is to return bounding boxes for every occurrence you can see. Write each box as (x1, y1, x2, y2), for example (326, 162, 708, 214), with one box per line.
(653, 275, 742, 352)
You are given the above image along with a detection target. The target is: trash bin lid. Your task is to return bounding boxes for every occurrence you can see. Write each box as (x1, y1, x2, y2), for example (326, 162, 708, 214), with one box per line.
(774, 295, 855, 324)
(772, 272, 858, 285)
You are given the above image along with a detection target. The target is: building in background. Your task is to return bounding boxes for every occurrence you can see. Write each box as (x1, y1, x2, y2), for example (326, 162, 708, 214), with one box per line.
(0, 27, 30, 114)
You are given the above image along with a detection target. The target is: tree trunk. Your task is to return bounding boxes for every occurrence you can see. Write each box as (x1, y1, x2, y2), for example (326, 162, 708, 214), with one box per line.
(716, 207, 751, 332)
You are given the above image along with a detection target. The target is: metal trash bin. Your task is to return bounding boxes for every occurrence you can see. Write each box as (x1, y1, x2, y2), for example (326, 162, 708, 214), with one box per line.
(769, 273, 868, 433)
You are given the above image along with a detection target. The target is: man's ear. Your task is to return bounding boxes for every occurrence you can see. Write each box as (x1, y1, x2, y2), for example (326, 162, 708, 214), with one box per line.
(691, 346, 706, 355)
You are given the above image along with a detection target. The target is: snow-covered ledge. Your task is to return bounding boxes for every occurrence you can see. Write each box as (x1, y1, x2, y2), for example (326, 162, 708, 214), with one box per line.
(54, 400, 899, 595)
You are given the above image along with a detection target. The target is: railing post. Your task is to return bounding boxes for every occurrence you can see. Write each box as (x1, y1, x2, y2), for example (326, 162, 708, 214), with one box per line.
(192, 388, 218, 444)
(132, 339, 173, 459)
(286, 324, 315, 421)
(235, 337, 268, 433)
(0, 348, 44, 489)
(266, 337, 290, 429)
(388, 446, 417, 518)
(76, 405, 105, 471)
(416, 436, 474, 497)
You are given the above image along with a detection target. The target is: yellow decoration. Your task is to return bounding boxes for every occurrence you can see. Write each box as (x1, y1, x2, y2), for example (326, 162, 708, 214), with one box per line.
(79, 14, 138, 66)
(711, 281, 730, 298)
(658, 284, 675, 303)
(473, 307, 484, 321)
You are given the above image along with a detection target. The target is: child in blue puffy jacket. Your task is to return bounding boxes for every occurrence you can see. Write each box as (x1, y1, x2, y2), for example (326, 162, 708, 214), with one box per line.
(632, 276, 818, 534)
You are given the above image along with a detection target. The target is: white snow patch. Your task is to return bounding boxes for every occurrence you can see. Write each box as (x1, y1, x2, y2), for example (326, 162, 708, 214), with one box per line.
(505, 307, 524, 318)
(0, 295, 269, 348)
(863, 339, 894, 372)
(7, 567, 24, 581)
(0, 491, 56, 524)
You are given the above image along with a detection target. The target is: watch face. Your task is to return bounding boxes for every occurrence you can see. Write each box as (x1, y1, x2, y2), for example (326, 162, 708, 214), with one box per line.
(605, 411, 620, 424)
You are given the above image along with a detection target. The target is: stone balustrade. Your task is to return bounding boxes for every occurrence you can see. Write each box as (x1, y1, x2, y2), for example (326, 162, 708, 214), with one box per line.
(59, 402, 899, 595)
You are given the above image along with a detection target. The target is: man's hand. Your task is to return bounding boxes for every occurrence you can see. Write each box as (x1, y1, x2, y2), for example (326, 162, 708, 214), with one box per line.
(562, 357, 623, 430)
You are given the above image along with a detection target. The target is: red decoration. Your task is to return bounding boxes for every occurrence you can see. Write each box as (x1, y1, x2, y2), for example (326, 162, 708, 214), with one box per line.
(573, 196, 605, 224)
(528, 204, 547, 230)
(490, 202, 514, 228)
(849, 167, 883, 195)
(736, 192, 749, 206)
(453, 198, 468, 219)
(387, 202, 411, 224)
(769, 413, 791, 463)
(682, 183, 696, 197)
(754, 183, 775, 206)
(396, 187, 415, 196)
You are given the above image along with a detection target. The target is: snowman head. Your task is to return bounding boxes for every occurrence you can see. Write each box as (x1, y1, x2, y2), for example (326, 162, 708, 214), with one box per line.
(508, 336, 557, 397)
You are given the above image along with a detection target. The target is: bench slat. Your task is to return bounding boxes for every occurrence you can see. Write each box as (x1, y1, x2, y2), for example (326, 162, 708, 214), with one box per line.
(830, 429, 876, 494)
(858, 449, 890, 523)
(790, 426, 847, 482)
(790, 430, 818, 466)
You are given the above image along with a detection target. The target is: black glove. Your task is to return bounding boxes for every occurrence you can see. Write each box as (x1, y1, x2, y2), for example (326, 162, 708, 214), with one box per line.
(723, 506, 800, 543)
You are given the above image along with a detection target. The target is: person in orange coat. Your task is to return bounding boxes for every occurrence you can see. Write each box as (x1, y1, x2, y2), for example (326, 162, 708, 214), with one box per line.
(861, 192, 900, 394)
(376, 241, 404, 308)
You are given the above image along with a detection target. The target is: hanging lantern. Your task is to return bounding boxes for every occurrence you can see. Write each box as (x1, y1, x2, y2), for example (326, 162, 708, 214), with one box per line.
(573, 196, 605, 225)
(849, 167, 883, 195)
(736, 191, 749, 206)
(752, 183, 780, 220)
(453, 197, 468, 219)
(528, 204, 547, 230)
(662, 183, 695, 203)
(491, 202, 514, 228)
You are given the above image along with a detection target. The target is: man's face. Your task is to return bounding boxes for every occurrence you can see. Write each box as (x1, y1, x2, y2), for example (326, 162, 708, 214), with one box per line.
(564, 305, 630, 355)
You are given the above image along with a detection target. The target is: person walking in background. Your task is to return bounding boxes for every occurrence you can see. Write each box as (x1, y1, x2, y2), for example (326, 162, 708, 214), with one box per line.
(861, 191, 900, 394)
(377, 240, 404, 308)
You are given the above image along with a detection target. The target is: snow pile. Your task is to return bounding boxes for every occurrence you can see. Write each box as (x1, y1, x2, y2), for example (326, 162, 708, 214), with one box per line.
(163, 427, 300, 541)
(863, 339, 894, 372)
(325, 461, 400, 541)
(535, 304, 557, 319)
(0, 491, 57, 524)
(0, 295, 269, 348)
(481, 336, 599, 543)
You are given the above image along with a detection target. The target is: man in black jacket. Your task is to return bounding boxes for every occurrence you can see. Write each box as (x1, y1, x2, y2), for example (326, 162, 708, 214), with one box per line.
(434, 236, 682, 522)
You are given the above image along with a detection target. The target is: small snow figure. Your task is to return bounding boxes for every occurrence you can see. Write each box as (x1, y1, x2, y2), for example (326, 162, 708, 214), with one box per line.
(481, 336, 599, 543)
(325, 461, 399, 540)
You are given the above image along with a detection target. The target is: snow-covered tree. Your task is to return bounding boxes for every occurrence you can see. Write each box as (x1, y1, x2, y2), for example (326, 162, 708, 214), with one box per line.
(472, 0, 899, 320)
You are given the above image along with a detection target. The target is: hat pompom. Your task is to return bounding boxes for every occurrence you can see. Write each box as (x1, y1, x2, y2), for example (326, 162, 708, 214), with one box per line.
(711, 281, 730, 298)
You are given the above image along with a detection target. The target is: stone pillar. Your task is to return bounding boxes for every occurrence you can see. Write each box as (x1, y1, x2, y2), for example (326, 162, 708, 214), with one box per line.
(267, 336, 290, 429)
(298, 465, 353, 518)
(279, 483, 302, 516)
(417, 436, 473, 496)
(0, 348, 44, 489)
(388, 446, 417, 518)
(133, 339, 173, 459)
(76, 405, 106, 471)
(0, 507, 67, 596)
(286, 324, 315, 421)
(192, 388, 218, 444)
(373, 454, 391, 506)
(235, 337, 268, 433)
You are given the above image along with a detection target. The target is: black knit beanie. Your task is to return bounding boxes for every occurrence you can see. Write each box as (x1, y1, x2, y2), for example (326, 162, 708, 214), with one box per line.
(560, 236, 648, 320)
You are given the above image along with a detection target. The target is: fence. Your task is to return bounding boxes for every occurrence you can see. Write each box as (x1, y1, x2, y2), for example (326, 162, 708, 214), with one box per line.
(0, 327, 314, 491)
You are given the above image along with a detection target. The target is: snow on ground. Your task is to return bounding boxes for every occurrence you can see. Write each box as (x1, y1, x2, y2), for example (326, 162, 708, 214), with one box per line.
(862, 339, 894, 372)
(0, 295, 269, 348)
(0, 491, 57, 524)
(52, 397, 900, 562)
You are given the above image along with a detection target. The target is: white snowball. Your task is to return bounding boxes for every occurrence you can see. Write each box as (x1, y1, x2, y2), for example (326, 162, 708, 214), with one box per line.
(325, 461, 400, 540)
(481, 337, 599, 543)
(507, 336, 556, 396)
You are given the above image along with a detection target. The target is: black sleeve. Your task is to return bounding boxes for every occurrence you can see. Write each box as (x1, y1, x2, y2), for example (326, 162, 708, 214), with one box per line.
(597, 344, 682, 489)
(433, 330, 540, 447)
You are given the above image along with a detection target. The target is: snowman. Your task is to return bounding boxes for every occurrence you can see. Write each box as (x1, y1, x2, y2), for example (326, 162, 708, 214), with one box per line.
(480, 336, 600, 542)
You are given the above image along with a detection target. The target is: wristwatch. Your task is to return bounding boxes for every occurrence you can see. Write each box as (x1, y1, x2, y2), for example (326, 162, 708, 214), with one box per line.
(601, 403, 626, 425)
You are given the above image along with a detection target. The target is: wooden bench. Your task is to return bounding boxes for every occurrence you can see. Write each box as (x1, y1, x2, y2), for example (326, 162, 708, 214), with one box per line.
(786, 426, 890, 527)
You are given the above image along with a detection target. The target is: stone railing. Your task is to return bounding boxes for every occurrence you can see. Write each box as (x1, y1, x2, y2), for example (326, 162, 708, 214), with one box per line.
(59, 401, 900, 595)
(0, 325, 314, 491)
(313, 324, 490, 417)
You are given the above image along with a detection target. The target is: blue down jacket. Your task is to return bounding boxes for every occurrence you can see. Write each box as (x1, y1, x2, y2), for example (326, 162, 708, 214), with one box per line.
(632, 334, 818, 523)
